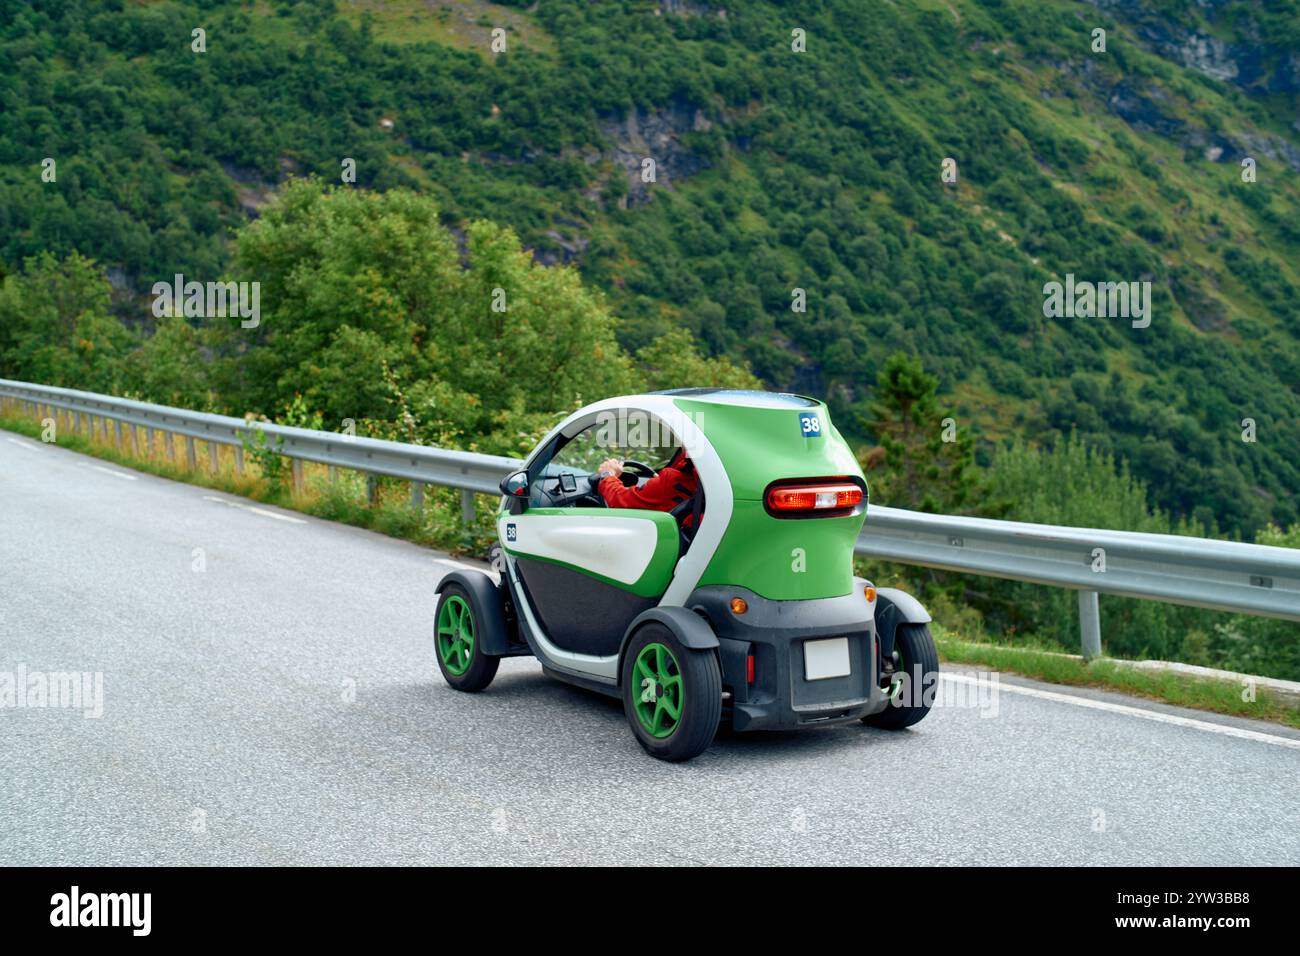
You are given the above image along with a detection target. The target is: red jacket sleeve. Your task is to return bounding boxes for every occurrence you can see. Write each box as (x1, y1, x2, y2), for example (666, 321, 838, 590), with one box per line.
(599, 466, 697, 512)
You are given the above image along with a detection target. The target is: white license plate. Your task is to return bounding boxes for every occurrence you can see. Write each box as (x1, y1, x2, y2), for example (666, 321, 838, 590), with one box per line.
(803, 637, 851, 681)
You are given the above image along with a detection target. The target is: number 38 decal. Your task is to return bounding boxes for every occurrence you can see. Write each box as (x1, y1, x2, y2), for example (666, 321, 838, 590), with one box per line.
(798, 411, 822, 437)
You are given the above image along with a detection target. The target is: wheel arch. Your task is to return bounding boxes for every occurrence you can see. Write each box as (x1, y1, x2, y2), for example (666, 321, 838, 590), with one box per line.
(873, 585, 932, 662)
(436, 569, 513, 657)
(618, 606, 719, 684)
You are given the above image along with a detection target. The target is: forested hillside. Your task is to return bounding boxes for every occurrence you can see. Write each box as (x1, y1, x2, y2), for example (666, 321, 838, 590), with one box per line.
(2, 0, 1298, 537)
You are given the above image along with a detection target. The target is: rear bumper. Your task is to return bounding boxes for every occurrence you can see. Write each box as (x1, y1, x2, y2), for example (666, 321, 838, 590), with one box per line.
(687, 584, 890, 731)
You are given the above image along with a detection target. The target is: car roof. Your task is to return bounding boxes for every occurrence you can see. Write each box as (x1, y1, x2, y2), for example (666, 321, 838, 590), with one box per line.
(650, 388, 820, 409)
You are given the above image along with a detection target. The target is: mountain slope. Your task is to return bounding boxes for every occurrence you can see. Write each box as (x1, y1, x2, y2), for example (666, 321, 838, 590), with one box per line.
(1, 0, 1297, 534)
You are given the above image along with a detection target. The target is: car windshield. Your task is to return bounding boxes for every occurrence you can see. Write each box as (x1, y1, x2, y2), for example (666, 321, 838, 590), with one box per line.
(546, 412, 682, 477)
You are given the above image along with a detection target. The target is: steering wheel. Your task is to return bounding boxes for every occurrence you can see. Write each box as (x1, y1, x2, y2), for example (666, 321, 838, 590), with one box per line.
(587, 459, 658, 495)
(620, 460, 658, 481)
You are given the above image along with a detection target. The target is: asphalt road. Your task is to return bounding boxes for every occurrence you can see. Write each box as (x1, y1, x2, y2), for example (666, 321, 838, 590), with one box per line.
(3, 433, 1299, 866)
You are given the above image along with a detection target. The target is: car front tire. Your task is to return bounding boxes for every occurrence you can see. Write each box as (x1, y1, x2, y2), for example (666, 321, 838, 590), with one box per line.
(435, 583, 500, 692)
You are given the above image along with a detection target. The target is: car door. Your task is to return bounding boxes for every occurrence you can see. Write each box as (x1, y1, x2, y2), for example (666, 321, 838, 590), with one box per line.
(500, 418, 681, 656)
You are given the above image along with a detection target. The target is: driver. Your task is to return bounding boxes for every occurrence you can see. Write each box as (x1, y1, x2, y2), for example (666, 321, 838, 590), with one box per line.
(597, 448, 699, 524)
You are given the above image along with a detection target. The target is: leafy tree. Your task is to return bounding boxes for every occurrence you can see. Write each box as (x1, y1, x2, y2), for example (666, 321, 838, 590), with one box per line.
(0, 252, 132, 394)
(123, 314, 209, 409)
(858, 352, 978, 514)
(635, 328, 761, 392)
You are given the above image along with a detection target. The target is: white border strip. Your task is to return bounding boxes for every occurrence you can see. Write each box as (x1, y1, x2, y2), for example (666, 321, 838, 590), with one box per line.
(942, 673, 1300, 751)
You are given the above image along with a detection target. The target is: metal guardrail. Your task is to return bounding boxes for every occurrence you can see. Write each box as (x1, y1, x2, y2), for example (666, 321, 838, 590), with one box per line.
(3, 378, 1298, 658)
(0, 378, 521, 522)
(859, 506, 1300, 657)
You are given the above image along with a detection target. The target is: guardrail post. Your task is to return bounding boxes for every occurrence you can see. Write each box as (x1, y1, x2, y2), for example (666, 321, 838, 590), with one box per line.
(113, 420, 123, 451)
(410, 481, 424, 510)
(186, 436, 197, 470)
(145, 426, 154, 457)
(165, 430, 175, 463)
(234, 444, 244, 476)
(1079, 589, 1102, 660)
(460, 489, 475, 525)
(366, 474, 378, 506)
(208, 441, 219, 474)
(291, 458, 304, 496)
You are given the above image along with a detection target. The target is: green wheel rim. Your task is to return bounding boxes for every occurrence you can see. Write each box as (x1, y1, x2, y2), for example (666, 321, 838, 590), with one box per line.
(632, 642, 683, 738)
(437, 595, 476, 677)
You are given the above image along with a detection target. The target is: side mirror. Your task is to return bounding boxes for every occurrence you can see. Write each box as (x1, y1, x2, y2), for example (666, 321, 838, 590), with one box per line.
(499, 470, 529, 499)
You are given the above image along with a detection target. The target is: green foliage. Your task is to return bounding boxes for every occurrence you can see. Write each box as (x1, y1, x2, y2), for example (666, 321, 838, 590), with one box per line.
(975, 434, 1204, 662)
(4, 0, 1300, 536)
(1, 182, 753, 462)
(0, 252, 133, 394)
(1210, 523, 1300, 681)
(239, 425, 287, 493)
(122, 314, 209, 410)
(976, 435, 1300, 677)
(215, 179, 638, 453)
(634, 328, 762, 392)
(859, 352, 979, 514)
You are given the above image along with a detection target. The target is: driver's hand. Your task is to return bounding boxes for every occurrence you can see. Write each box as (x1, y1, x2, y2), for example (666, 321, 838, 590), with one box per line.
(597, 458, 624, 479)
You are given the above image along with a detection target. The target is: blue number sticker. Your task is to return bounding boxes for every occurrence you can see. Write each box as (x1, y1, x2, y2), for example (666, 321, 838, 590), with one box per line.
(506, 523, 517, 542)
(798, 412, 822, 437)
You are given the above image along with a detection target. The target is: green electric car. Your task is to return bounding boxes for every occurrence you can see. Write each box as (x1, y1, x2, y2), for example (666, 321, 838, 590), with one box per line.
(434, 388, 939, 761)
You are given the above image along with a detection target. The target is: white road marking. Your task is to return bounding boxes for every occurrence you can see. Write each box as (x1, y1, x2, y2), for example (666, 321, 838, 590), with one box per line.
(202, 495, 306, 524)
(6, 438, 38, 449)
(942, 672, 1300, 751)
(89, 465, 137, 481)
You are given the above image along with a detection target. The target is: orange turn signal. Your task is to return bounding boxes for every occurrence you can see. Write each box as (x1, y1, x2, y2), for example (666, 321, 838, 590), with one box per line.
(863, 586, 877, 603)
(730, 597, 748, 615)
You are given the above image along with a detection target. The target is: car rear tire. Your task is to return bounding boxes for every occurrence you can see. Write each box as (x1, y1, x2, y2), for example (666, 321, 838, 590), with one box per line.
(862, 623, 939, 730)
(621, 624, 721, 762)
(435, 583, 500, 692)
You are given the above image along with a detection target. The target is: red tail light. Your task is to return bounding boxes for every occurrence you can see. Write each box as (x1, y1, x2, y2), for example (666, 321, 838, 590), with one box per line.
(764, 479, 864, 517)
